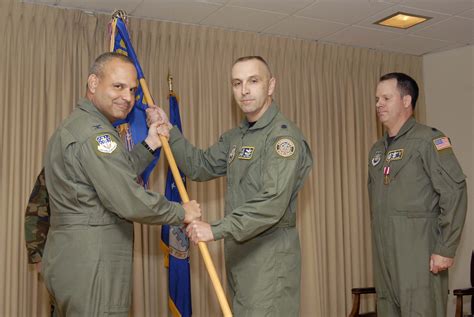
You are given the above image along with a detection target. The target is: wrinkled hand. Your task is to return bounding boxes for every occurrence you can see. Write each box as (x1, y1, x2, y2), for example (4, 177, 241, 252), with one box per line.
(146, 104, 172, 129)
(430, 254, 454, 274)
(186, 220, 214, 244)
(182, 200, 201, 224)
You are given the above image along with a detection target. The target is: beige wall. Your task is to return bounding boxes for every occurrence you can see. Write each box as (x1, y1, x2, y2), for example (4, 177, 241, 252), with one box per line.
(423, 45, 474, 315)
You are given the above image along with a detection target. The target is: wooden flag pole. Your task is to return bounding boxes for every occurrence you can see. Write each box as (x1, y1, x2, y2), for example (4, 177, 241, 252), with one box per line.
(110, 12, 232, 317)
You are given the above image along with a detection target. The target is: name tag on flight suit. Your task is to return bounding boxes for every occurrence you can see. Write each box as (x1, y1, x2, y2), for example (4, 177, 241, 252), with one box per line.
(238, 146, 255, 160)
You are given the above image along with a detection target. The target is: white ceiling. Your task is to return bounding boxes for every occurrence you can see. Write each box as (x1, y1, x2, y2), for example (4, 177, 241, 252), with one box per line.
(21, 0, 474, 56)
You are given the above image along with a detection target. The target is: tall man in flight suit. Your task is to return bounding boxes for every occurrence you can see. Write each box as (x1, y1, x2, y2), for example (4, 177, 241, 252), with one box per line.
(152, 56, 313, 316)
(368, 72, 467, 316)
(42, 52, 201, 317)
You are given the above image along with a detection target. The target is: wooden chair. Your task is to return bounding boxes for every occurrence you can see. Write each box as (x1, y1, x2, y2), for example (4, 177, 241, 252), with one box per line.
(349, 287, 376, 317)
(453, 251, 474, 317)
(350, 251, 473, 317)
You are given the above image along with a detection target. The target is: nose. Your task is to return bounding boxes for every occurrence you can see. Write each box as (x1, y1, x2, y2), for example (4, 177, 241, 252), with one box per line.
(122, 89, 134, 103)
(241, 82, 250, 95)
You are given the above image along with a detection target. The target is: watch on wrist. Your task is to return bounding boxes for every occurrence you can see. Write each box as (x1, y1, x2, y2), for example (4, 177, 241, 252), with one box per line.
(141, 140, 157, 155)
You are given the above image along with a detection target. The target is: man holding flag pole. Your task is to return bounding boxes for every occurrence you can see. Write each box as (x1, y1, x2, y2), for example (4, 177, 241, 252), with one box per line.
(150, 55, 313, 316)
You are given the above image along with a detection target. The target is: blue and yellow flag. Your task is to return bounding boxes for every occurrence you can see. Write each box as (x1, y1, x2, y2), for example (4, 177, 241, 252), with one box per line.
(160, 92, 192, 317)
(111, 17, 160, 185)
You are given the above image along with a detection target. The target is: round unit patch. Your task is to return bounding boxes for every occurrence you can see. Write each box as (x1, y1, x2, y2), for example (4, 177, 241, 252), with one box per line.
(275, 138, 295, 157)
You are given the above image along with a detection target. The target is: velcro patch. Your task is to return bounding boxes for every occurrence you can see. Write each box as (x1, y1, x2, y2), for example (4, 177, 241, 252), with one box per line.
(238, 146, 255, 160)
(275, 138, 295, 158)
(96, 134, 117, 154)
(433, 137, 451, 151)
(386, 149, 403, 162)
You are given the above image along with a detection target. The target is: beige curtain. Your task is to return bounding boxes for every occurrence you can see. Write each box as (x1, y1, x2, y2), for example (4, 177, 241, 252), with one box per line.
(0, 0, 425, 316)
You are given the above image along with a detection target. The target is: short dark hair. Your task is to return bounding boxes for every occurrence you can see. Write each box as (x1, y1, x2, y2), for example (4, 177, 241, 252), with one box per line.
(379, 72, 419, 109)
(89, 52, 135, 78)
(233, 55, 272, 77)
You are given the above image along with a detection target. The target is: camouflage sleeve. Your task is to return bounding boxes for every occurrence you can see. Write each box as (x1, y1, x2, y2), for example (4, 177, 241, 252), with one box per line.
(24, 168, 50, 264)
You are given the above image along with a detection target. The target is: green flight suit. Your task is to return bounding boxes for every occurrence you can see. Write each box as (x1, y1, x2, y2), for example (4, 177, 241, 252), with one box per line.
(169, 103, 313, 317)
(367, 117, 467, 317)
(43, 99, 185, 317)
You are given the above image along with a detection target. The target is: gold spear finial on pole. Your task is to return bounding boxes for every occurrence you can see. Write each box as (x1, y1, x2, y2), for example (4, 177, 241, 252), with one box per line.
(111, 9, 128, 22)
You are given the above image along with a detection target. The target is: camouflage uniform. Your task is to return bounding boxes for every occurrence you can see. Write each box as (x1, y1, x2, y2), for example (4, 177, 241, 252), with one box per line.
(25, 168, 50, 264)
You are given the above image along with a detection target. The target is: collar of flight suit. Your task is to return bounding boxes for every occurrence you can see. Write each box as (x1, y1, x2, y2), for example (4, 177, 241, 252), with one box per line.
(77, 98, 116, 130)
(238, 101, 279, 133)
(383, 115, 416, 148)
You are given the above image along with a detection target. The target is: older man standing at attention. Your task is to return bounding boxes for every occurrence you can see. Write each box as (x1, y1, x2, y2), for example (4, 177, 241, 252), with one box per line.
(368, 72, 467, 316)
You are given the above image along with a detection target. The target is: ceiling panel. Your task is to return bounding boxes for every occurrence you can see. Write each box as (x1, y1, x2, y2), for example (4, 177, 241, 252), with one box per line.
(228, 0, 314, 14)
(322, 26, 402, 50)
(456, 7, 474, 19)
(414, 16, 474, 43)
(264, 16, 346, 40)
(401, 0, 474, 15)
(296, 1, 393, 24)
(22, 0, 58, 4)
(58, 0, 141, 14)
(201, 5, 286, 32)
(132, 0, 222, 24)
(378, 34, 454, 55)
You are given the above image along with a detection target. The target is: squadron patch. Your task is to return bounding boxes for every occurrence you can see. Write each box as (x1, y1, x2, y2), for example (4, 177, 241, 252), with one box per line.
(433, 137, 451, 151)
(386, 149, 404, 162)
(228, 145, 237, 164)
(275, 138, 295, 158)
(371, 151, 382, 166)
(96, 134, 117, 154)
(238, 146, 255, 160)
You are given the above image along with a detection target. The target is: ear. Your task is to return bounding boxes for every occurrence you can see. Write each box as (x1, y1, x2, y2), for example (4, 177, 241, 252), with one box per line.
(402, 94, 412, 109)
(268, 77, 276, 96)
(87, 74, 99, 94)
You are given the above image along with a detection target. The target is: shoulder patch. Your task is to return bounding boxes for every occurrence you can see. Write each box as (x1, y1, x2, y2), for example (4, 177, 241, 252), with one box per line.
(275, 138, 295, 158)
(433, 136, 451, 151)
(96, 134, 117, 154)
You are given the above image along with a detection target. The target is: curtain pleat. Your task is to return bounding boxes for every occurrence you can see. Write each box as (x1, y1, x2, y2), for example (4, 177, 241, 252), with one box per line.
(0, 0, 424, 316)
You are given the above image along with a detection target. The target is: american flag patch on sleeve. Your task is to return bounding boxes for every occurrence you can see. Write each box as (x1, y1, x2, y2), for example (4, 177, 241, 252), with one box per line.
(433, 137, 451, 151)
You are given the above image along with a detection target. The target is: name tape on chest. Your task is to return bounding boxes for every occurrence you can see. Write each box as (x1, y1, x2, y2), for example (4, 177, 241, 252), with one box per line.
(275, 138, 296, 158)
(386, 149, 404, 162)
(433, 137, 451, 151)
(96, 134, 117, 154)
(238, 146, 255, 160)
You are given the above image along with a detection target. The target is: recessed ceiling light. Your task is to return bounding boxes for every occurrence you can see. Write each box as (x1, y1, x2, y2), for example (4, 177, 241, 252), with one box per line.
(374, 12, 431, 29)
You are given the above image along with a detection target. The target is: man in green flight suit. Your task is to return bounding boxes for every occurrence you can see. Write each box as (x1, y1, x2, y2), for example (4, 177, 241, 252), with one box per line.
(42, 52, 201, 317)
(151, 56, 313, 316)
(368, 72, 467, 316)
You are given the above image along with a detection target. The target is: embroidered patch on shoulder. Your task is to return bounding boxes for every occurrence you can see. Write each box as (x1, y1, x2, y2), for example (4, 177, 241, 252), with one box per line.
(96, 134, 117, 154)
(275, 138, 295, 158)
(433, 137, 451, 151)
(386, 149, 404, 162)
(371, 151, 383, 166)
(238, 146, 255, 160)
(228, 145, 237, 164)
